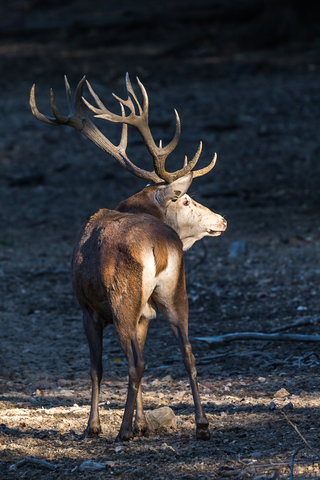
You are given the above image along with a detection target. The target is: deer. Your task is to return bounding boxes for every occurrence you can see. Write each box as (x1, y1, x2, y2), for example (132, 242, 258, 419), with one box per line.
(30, 74, 227, 442)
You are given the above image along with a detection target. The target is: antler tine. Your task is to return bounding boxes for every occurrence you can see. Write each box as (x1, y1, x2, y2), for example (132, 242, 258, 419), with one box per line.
(73, 75, 87, 112)
(158, 109, 181, 158)
(51, 75, 86, 124)
(135, 76, 182, 162)
(50, 75, 87, 124)
(85, 80, 109, 112)
(84, 79, 136, 122)
(118, 104, 128, 152)
(126, 73, 143, 116)
(50, 88, 70, 124)
(30, 84, 60, 126)
(30, 76, 87, 127)
(136, 77, 149, 117)
(64, 75, 74, 114)
(192, 152, 217, 178)
(112, 93, 136, 117)
(161, 141, 203, 182)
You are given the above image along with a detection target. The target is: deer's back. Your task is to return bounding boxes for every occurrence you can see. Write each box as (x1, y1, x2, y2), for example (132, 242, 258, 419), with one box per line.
(71, 209, 184, 321)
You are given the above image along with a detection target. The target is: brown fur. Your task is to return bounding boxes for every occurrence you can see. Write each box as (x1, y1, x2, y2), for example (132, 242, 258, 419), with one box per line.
(116, 187, 174, 276)
(152, 236, 169, 277)
(116, 185, 165, 222)
(72, 206, 181, 323)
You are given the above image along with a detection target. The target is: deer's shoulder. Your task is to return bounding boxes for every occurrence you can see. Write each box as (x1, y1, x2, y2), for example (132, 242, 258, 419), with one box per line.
(77, 208, 183, 252)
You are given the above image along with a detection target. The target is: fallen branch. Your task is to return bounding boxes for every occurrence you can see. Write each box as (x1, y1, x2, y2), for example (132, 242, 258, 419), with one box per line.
(9, 457, 58, 471)
(239, 459, 320, 469)
(280, 411, 318, 456)
(294, 352, 320, 368)
(195, 350, 271, 365)
(194, 332, 320, 348)
(272, 316, 320, 333)
(290, 447, 302, 480)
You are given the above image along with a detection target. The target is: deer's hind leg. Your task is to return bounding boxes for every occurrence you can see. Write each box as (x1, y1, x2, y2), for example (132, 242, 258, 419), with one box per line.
(83, 307, 103, 438)
(133, 316, 150, 436)
(111, 300, 147, 441)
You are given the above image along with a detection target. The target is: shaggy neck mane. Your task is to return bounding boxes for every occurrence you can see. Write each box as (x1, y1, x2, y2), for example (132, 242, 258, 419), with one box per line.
(116, 186, 165, 222)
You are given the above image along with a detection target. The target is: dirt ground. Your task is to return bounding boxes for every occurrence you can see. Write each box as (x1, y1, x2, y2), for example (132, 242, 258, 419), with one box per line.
(1, 1, 320, 479)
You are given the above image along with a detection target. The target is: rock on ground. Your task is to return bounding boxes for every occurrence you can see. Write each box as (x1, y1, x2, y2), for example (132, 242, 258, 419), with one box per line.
(146, 406, 177, 432)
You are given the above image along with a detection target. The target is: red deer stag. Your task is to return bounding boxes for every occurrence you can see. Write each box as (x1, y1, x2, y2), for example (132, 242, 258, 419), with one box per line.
(30, 75, 227, 441)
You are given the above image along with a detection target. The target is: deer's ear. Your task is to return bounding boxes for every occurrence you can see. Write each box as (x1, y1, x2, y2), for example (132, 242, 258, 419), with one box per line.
(154, 173, 193, 206)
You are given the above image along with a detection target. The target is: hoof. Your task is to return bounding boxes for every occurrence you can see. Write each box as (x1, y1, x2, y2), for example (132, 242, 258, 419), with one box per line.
(84, 425, 101, 438)
(133, 422, 149, 437)
(196, 425, 210, 441)
(115, 430, 133, 442)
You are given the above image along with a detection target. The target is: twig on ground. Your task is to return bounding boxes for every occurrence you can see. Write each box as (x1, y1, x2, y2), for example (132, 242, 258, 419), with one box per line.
(280, 411, 318, 456)
(196, 350, 271, 365)
(259, 359, 289, 368)
(195, 332, 320, 347)
(9, 457, 58, 471)
(290, 447, 302, 480)
(249, 460, 320, 468)
(236, 458, 320, 475)
(271, 316, 320, 333)
(260, 352, 320, 369)
(293, 352, 320, 368)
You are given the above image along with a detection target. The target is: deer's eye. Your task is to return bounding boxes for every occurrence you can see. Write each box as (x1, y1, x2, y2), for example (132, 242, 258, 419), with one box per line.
(182, 198, 190, 206)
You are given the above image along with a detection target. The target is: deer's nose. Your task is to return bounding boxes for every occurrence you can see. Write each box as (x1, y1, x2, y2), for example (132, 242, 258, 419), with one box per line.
(223, 218, 227, 229)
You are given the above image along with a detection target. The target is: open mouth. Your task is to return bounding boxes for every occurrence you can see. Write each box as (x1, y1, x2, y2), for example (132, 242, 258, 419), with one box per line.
(207, 229, 222, 236)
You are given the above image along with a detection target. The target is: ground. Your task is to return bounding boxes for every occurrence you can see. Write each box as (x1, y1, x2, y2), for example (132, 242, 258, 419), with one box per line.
(1, 1, 320, 479)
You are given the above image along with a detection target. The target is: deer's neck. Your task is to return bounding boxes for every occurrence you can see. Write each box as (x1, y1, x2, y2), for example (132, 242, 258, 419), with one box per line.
(116, 187, 165, 222)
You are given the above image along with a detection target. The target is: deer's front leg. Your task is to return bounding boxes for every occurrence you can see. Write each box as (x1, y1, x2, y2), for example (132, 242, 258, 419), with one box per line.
(156, 263, 210, 441)
(169, 321, 210, 440)
(83, 309, 103, 438)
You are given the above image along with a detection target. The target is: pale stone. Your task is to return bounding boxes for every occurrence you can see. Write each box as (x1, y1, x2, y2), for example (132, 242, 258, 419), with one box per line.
(146, 406, 177, 432)
(273, 388, 290, 398)
(258, 377, 267, 383)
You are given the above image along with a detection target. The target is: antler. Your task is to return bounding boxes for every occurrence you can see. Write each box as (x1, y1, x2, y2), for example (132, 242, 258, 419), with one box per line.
(30, 75, 217, 184)
(30, 76, 163, 184)
(83, 73, 217, 183)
